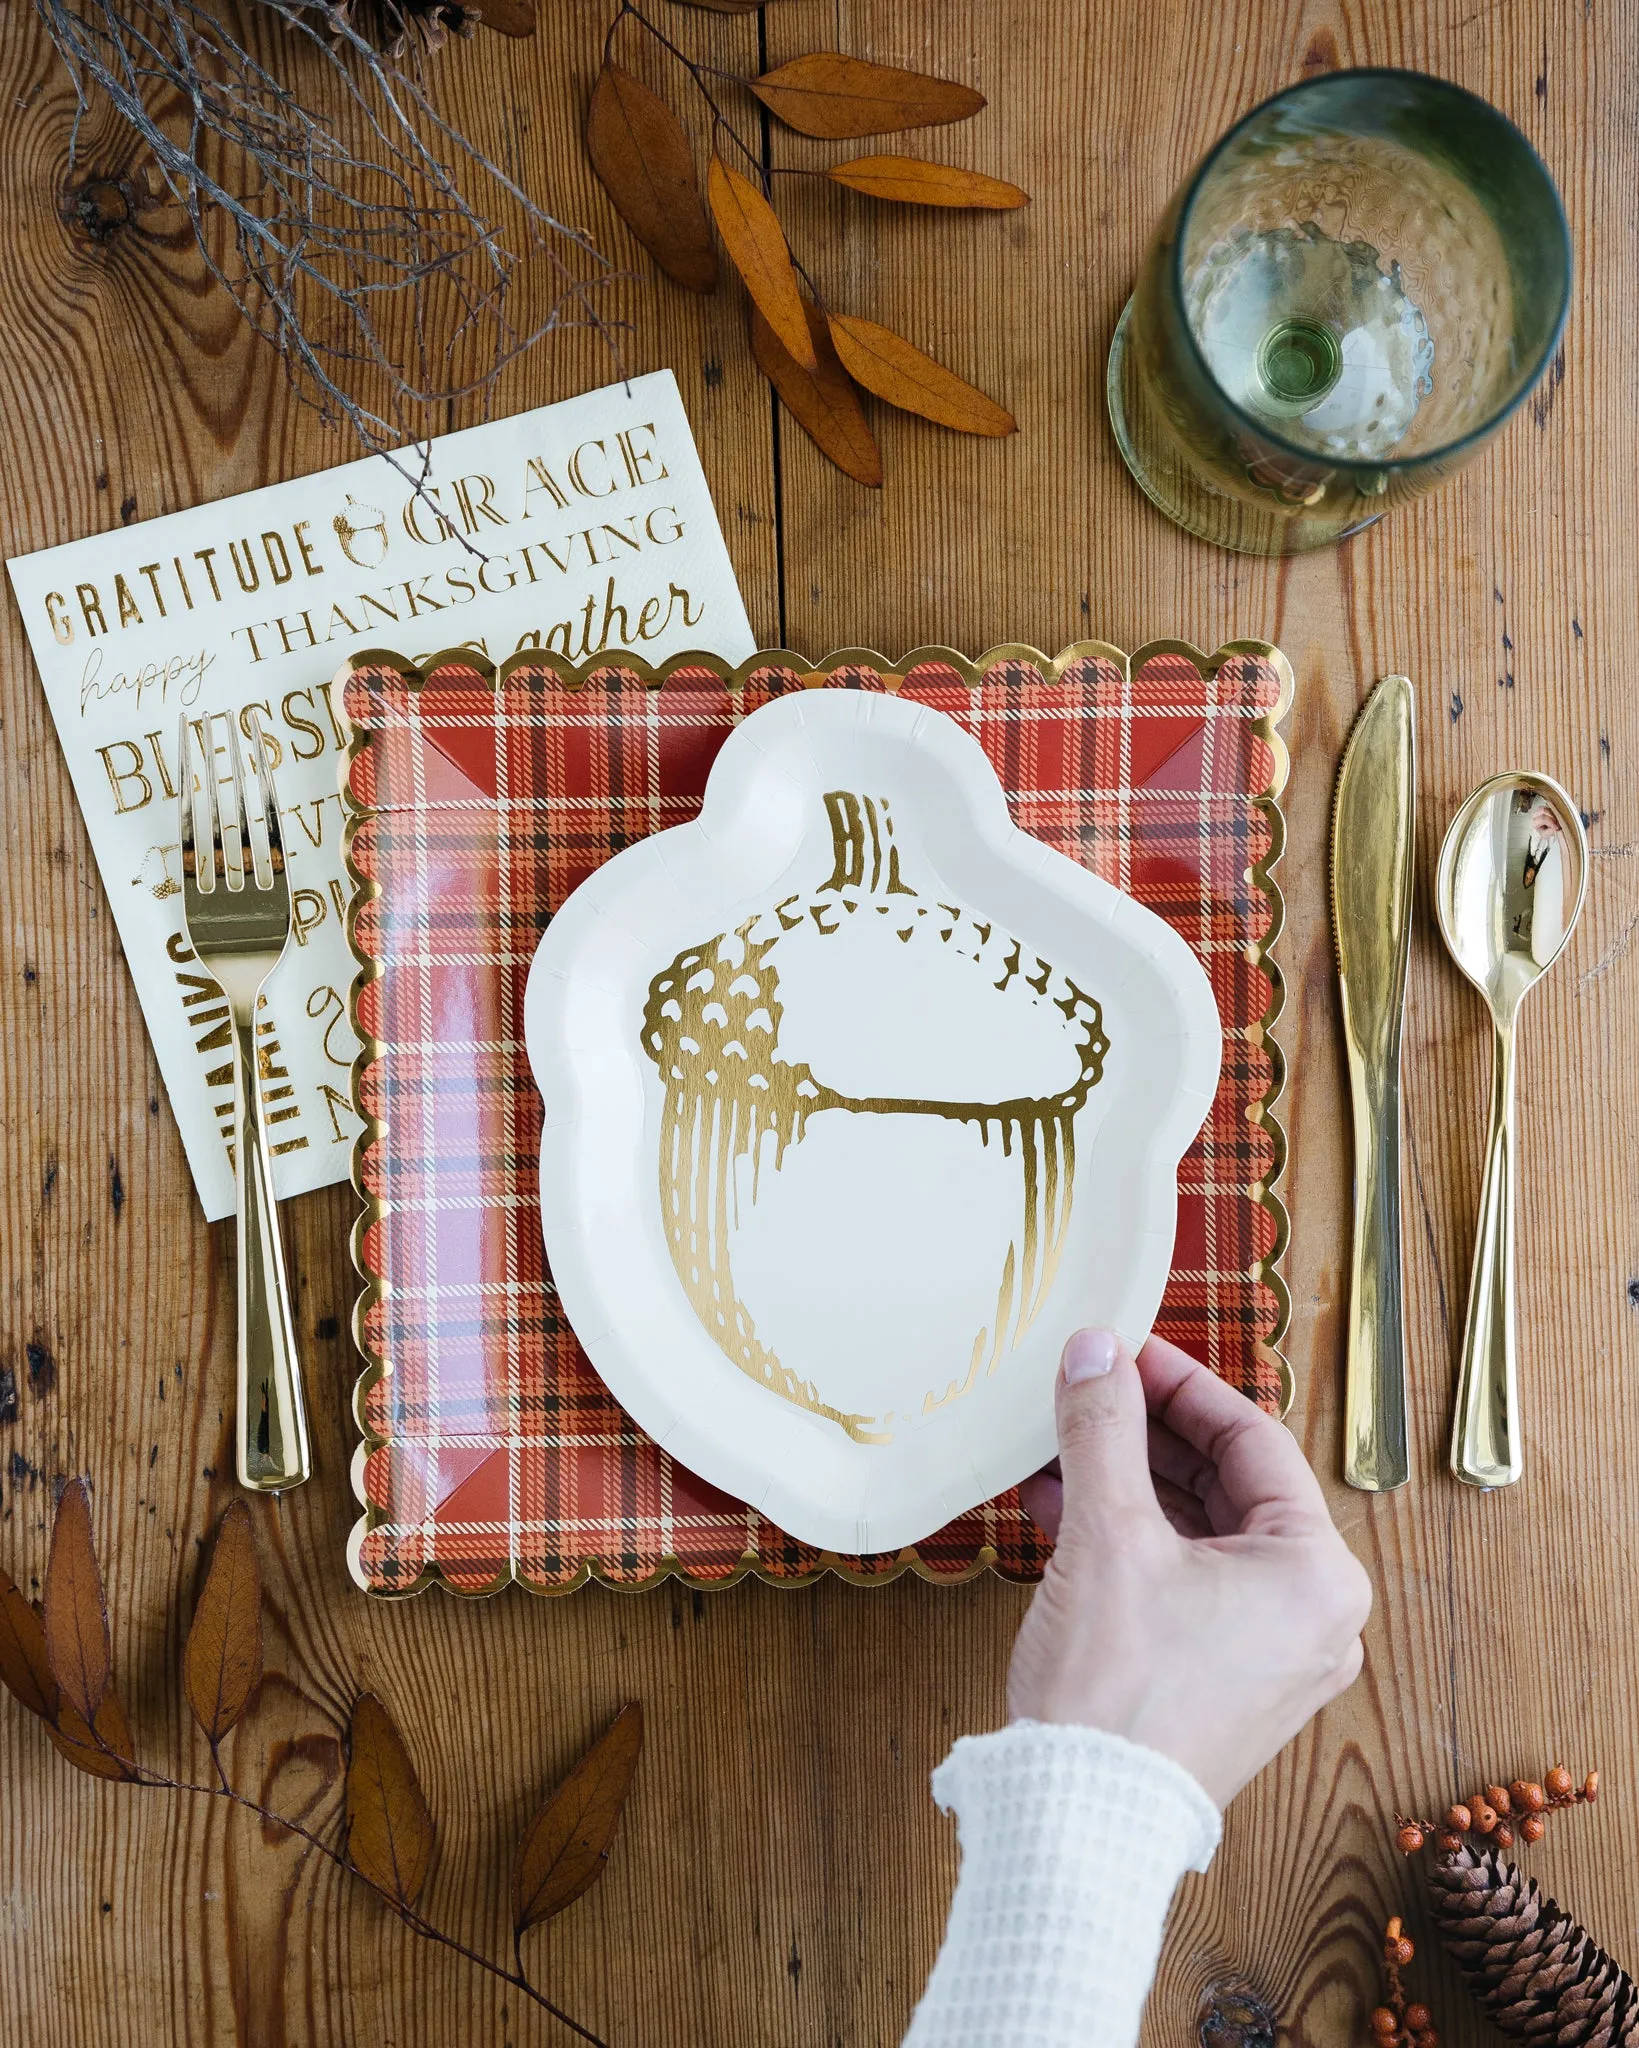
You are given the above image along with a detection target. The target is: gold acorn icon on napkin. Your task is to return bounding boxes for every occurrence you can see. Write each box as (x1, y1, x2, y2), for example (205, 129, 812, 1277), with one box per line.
(642, 790, 1109, 1443)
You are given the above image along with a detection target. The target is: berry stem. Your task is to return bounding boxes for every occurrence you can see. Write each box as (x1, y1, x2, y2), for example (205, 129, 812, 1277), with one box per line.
(1392, 1767, 1597, 1860)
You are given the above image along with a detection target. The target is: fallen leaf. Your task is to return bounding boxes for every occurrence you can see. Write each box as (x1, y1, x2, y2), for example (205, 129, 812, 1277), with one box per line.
(747, 54, 984, 140)
(465, 0, 535, 35)
(347, 1693, 435, 1913)
(706, 158, 815, 369)
(826, 155, 1028, 210)
(587, 64, 718, 295)
(513, 1702, 644, 1933)
(43, 1477, 111, 1728)
(752, 302, 882, 487)
(0, 1566, 59, 1722)
(49, 1693, 138, 1783)
(183, 1500, 264, 1746)
(827, 315, 1016, 436)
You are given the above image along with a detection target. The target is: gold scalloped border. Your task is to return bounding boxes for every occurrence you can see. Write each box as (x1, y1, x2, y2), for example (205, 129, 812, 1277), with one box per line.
(335, 636, 1294, 1599)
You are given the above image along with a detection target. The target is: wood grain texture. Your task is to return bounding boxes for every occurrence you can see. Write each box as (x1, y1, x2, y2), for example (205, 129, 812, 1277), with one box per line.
(0, 3, 1635, 2045)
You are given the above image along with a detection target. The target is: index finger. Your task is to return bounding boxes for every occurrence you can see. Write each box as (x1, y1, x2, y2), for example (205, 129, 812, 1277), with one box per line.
(1134, 1332, 1330, 1532)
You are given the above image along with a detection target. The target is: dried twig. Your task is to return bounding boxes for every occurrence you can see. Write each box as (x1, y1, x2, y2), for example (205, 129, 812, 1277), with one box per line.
(33, 0, 626, 497)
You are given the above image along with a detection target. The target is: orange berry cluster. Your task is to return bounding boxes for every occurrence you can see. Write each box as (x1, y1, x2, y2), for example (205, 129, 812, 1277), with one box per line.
(1394, 1766, 1598, 1859)
(1370, 1918, 1437, 2048)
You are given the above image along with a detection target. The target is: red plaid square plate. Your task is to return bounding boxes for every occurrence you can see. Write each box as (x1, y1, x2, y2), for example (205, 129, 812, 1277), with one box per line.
(339, 640, 1292, 1595)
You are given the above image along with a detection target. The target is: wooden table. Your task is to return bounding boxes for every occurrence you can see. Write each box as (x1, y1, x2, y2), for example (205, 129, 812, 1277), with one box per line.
(2, 4, 1634, 2043)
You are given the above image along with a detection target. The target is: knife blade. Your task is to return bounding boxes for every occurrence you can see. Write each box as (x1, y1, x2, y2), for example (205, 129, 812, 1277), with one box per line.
(1331, 673, 1416, 1492)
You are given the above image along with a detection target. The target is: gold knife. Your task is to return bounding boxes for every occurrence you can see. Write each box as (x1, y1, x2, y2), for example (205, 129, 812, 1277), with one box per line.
(1331, 674, 1416, 1492)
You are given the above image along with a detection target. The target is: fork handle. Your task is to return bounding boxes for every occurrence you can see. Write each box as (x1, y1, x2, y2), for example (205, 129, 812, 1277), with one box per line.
(233, 1012, 311, 1492)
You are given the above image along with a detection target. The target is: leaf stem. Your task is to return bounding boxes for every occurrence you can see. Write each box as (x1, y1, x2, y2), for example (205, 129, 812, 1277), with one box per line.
(393, 1905, 610, 2048)
(119, 1759, 610, 2048)
(604, 0, 828, 311)
(616, 0, 768, 182)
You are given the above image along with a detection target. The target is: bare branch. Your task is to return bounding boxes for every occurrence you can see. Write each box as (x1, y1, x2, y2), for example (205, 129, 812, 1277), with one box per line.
(33, 0, 627, 465)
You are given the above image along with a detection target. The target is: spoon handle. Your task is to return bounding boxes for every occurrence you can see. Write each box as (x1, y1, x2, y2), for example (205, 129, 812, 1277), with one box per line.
(1451, 1019, 1520, 1488)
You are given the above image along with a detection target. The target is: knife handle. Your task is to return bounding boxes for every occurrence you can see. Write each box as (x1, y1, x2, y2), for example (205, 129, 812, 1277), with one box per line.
(1343, 1052, 1410, 1491)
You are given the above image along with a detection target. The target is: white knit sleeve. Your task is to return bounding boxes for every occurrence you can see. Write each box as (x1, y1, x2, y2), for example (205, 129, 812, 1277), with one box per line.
(901, 1722, 1221, 2048)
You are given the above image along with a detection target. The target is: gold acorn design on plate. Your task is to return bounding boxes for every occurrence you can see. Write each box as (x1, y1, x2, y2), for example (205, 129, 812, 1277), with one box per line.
(642, 791, 1109, 1444)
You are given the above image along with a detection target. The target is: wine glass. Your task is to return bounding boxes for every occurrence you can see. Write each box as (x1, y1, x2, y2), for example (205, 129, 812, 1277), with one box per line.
(1107, 70, 1571, 554)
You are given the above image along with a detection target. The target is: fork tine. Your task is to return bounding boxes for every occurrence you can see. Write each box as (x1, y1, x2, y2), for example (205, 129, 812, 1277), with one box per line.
(246, 709, 283, 883)
(224, 713, 254, 893)
(199, 713, 225, 895)
(177, 712, 196, 884)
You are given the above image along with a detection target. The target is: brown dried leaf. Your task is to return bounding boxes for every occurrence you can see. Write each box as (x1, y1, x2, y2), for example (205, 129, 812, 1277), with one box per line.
(49, 1693, 138, 1783)
(183, 1500, 264, 1745)
(44, 1477, 110, 1728)
(587, 64, 718, 295)
(347, 1692, 435, 1913)
(748, 54, 984, 140)
(706, 158, 815, 369)
(466, 0, 535, 34)
(752, 301, 882, 487)
(513, 1702, 644, 1934)
(827, 314, 1016, 437)
(0, 1567, 59, 1722)
(826, 155, 1028, 210)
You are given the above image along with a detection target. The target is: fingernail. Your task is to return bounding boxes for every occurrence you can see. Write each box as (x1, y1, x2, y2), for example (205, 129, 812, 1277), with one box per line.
(1062, 1328, 1121, 1384)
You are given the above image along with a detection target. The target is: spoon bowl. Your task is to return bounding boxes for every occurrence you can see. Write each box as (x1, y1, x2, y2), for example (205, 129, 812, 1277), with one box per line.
(1436, 772, 1588, 1023)
(1435, 770, 1588, 1488)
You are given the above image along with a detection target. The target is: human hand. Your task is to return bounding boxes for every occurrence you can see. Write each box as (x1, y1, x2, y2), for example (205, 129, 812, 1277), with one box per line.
(1007, 1328, 1372, 1808)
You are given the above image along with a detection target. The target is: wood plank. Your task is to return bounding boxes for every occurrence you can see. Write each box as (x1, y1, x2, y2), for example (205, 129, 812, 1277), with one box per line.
(1, 2, 1636, 2045)
(763, 3, 1639, 2044)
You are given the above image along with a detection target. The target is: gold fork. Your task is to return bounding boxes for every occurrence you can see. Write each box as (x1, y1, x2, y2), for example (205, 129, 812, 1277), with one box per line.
(179, 711, 312, 1493)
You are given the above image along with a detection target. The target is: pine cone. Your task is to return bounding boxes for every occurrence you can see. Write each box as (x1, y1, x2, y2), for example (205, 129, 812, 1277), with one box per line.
(1427, 1844, 1639, 2045)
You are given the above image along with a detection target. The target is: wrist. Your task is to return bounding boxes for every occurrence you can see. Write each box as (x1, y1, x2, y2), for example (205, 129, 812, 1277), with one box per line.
(945, 1721, 1223, 1856)
(1007, 1688, 1231, 1809)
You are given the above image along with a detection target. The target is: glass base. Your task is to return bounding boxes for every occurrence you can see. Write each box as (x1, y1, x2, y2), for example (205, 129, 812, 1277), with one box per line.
(1105, 299, 1386, 556)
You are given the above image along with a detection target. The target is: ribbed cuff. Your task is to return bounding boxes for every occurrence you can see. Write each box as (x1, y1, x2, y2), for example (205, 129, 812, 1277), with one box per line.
(902, 1723, 1221, 2048)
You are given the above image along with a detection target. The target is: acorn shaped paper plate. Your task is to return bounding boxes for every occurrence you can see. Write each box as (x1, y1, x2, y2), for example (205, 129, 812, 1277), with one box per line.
(524, 688, 1221, 1553)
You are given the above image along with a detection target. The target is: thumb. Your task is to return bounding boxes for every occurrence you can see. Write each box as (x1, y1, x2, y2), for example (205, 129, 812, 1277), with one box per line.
(1053, 1328, 1161, 1537)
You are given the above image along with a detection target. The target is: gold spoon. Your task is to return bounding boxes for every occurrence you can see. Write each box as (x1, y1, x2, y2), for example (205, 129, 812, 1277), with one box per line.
(1435, 772, 1588, 1489)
